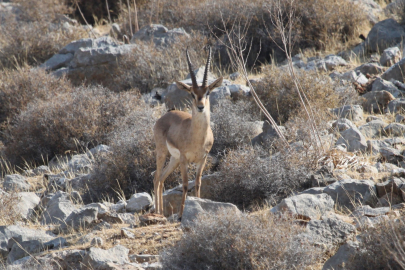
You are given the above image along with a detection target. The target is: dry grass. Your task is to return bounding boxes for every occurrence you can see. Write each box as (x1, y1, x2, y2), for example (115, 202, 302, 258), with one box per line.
(351, 216, 405, 269)
(160, 209, 323, 270)
(113, 35, 209, 93)
(0, 190, 22, 226)
(254, 67, 340, 124)
(0, 67, 74, 133)
(3, 86, 141, 166)
(118, 0, 368, 67)
(89, 103, 162, 200)
(0, 0, 86, 69)
(211, 99, 260, 154)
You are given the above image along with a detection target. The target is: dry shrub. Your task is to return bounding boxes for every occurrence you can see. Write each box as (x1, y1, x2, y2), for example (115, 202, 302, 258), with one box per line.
(211, 99, 260, 154)
(210, 143, 315, 209)
(89, 104, 161, 199)
(114, 35, 208, 93)
(0, 191, 21, 226)
(161, 209, 322, 270)
(350, 217, 405, 269)
(68, 0, 122, 25)
(0, 67, 73, 130)
(295, 0, 367, 50)
(254, 68, 339, 123)
(126, 0, 366, 65)
(13, 0, 71, 23)
(0, 0, 86, 69)
(3, 86, 140, 166)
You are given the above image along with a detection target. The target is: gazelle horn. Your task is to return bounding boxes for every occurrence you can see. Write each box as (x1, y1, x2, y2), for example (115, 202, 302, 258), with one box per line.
(202, 46, 211, 88)
(186, 48, 198, 88)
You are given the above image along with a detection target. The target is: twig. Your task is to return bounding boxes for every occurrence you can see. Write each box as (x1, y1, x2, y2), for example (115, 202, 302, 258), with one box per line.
(105, 0, 112, 25)
(133, 0, 139, 33)
(74, 0, 97, 39)
(213, 14, 290, 148)
(126, 0, 133, 37)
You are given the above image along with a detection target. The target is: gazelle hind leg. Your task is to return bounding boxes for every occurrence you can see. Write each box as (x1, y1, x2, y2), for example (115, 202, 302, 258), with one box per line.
(157, 156, 180, 215)
(178, 156, 189, 218)
(154, 152, 167, 215)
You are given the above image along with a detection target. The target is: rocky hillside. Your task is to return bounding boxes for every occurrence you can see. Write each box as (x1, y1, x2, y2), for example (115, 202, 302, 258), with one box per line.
(1, 0, 405, 269)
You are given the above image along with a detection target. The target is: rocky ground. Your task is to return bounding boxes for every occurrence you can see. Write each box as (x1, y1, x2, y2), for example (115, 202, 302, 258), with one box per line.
(2, 0, 405, 269)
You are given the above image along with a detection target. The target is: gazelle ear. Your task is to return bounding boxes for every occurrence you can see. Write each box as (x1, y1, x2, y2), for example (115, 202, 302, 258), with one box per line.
(176, 81, 192, 92)
(207, 77, 223, 92)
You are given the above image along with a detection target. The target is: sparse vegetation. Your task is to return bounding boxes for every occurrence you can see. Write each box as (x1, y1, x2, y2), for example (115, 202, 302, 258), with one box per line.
(352, 217, 405, 269)
(3, 86, 141, 166)
(161, 209, 323, 270)
(0, 0, 86, 69)
(254, 68, 340, 123)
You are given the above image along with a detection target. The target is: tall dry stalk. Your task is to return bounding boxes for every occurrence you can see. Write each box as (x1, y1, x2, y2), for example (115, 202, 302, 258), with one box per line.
(214, 14, 290, 148)
(266, 0, 325, 155)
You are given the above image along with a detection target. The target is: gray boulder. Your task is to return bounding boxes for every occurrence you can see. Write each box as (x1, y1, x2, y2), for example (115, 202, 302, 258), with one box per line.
(379, 147, 404, 164)
(2, 225, 55, 261)
(181, 197, 240, 228)
(126, 192, 153, 213)
(350, 205, 390, 219)
(270, 193, 334, 220)
(301, 217, 356, 251)
(7, 237, 67, 263)
(162, 174, 219, 216)
(70, 44, 135, 69)
(60, 207, 98, 232)
(40, 191, 77, 225)
(331, 118, 357, 132)
(371, 78, 403, 98)
(336, 127, 368, 152)
(355, 63, 384, 76)
(361, 90, 395, 113)
(382, 57, 405, 83)
(210, 85, 231, 107)
(3, 174, 31, 192)
(324, 55, 348, 70)
(380, 46, 401, 67)
(331, 105, 363, 121)
(322, 241, 361, 270)
(396, 114, 405, 123)
(387, 98, 405, 113)
(366, 19, 405, 52)
(340, 70, 368, 84)
(59, 38, 95, 54)
(323, 179, 377, 211)
(15, 192, 40, 220)
(131, 24, 189, 47)
(384, 123, 405, 136)
(358, 120, 387, 138)
(83, 245, 129, 270)
(39, 53, 73, 71)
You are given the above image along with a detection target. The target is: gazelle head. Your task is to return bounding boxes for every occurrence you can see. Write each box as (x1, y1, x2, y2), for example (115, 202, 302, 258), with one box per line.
(176, 47, 223, 113)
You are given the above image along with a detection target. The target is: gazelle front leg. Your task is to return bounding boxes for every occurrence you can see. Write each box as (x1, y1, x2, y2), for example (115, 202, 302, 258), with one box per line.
(195, 157, 207, 198)
(178, 155, 189, 218)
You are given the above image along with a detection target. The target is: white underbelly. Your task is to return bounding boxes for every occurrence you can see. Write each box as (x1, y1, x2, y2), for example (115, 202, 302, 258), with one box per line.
(166, 141, 180, 159)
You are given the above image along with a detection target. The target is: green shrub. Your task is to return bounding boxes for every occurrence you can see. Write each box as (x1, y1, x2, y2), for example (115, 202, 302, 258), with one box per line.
(161, 209, 322, 270)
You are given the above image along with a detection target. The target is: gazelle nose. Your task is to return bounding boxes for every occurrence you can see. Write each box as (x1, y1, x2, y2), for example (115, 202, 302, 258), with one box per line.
(197, 106, 204, 112)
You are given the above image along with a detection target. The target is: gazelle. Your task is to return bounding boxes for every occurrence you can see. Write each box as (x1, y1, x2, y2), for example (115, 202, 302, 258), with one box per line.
(153, 47, 223, 218)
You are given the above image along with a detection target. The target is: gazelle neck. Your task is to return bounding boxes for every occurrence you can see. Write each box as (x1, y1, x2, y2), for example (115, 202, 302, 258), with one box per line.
(190, 103, 211, 139)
